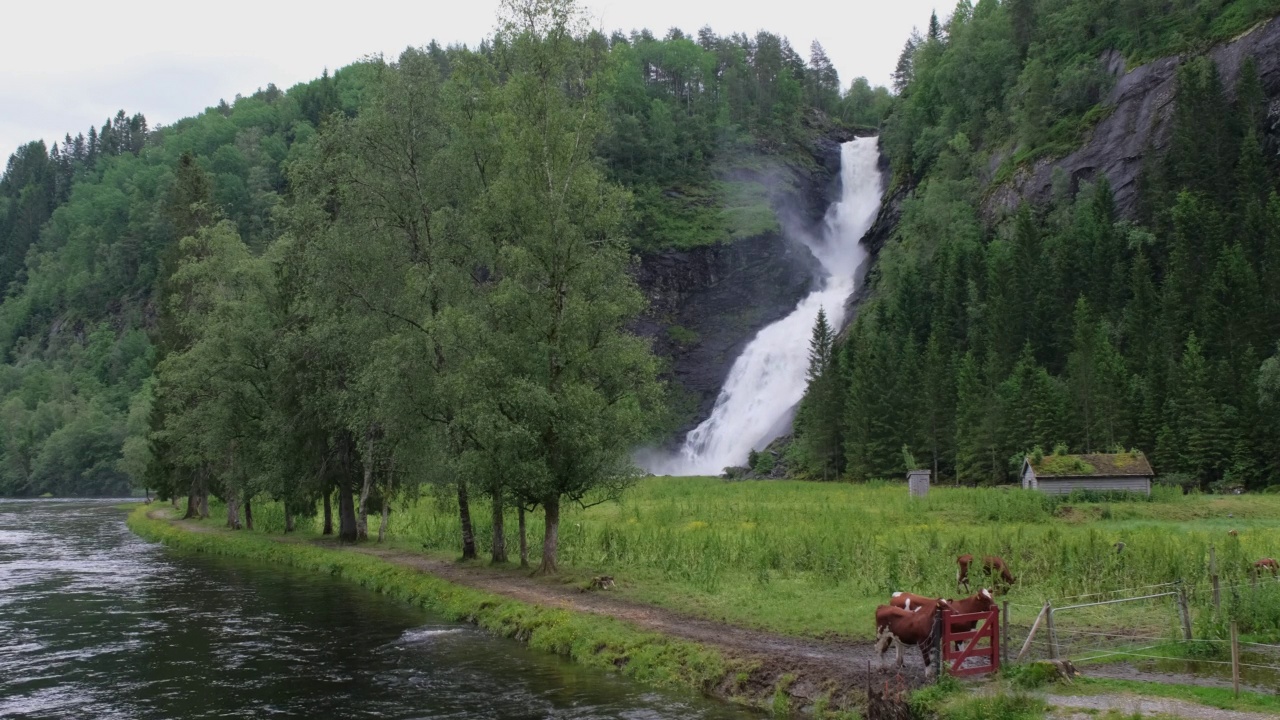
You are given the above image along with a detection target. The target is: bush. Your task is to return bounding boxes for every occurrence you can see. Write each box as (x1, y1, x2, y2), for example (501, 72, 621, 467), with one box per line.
(1004, 661, 1064, 689)
(1156, 473, 1198, 493)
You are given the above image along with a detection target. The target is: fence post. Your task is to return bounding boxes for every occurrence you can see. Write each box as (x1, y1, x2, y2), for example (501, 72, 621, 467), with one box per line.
(1230, 621, 1240, 699)
(1177, 586, 1193, 641)
(1210, 545, 1221, 612)
(933, 612, 945, 684)
(1016, 601, 1049, 662)
(1046, 601, 1060, 660)
(1001, 601, 1010, 667)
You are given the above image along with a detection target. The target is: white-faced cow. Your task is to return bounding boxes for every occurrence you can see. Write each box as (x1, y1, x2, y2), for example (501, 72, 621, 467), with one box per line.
(1255, 558, 1279, 577)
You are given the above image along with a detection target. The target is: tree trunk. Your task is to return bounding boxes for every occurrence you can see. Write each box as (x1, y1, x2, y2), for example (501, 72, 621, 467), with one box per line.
(144, 486, 151, 503)
(198, 482, 210, 519)
(226, 494, 241, 530)
(518, 505, 529, 569)
(356, 452, 372, 542)
(243, 494, 253, 531)
(284, 504, 295, 533)
(183, 475, 199, 519)
(338, 483, 358, 543)
(378, 458, 394, 543)
(322, 488, 333, 535)
(379, 495, 390, 543)
(537, 495, 559, 575)
(490, 487, 507, 564)
(457, 479, 476, 561)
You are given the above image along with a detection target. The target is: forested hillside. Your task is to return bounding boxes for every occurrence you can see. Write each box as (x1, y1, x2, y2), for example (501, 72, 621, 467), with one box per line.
(792, 0, 1280, 491)
(0, 0, 888, 510)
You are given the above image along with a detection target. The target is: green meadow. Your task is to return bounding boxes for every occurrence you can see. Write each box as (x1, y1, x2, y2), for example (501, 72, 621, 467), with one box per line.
(363, 478, 1280, 642)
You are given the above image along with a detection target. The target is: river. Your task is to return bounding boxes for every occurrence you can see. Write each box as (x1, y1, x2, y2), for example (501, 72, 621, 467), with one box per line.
(0, 500, 752, 719)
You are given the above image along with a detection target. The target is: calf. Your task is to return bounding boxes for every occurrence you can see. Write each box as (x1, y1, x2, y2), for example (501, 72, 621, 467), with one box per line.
(956, 554, 974, 593)
(959, 554, 1016, 593)
(875, 602, 947, 676)
(982, 556, 1017, 593)
(1255, 558, 1279, 577)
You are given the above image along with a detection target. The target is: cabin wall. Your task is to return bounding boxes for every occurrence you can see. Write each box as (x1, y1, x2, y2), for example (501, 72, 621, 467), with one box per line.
(1034, 477, 1152, 495)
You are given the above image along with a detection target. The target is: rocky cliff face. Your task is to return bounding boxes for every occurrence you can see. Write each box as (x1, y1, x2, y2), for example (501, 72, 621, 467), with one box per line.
(988, 17, 1280, 219)
(633, 129, 858, 437)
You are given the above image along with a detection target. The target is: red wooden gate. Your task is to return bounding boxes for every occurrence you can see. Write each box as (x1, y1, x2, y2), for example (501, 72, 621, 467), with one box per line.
(940, 607, 999, 677)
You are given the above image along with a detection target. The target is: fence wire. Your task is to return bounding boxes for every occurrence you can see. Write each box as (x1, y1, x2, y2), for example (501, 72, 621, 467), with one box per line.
(1006, 584, 1280, 680)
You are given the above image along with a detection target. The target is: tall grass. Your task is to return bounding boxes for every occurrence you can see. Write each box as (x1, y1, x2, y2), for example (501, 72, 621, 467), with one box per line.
(392, 479, 1280, 635)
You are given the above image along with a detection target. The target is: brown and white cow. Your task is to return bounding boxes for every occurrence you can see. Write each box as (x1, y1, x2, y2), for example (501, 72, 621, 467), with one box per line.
(958, 554, 1016, 593)
(889, 591, 940, 612)
(891, 589, 996, 650)
(1255, 558, 1279, 577)
(874, 601, 948, 676)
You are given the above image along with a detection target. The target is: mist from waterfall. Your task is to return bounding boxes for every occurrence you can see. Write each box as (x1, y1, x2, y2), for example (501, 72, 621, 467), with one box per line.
(643, 137, 884, 476)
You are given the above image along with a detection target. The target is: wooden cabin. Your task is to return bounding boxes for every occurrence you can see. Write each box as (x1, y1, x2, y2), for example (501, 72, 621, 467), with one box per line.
(1021, 452, 1154, 495)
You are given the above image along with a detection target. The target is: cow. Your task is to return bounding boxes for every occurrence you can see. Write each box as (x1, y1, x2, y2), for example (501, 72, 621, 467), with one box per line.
(890, 591, 939, 612)
(874, 601, 948, 676)
(956, 554, 973, 593)
(1228, 529, 1239, 537)
(892, 589, 996, 651)
(958, 554, 1016, 593)
(1255, 558, 1279, 577)
(983, 556, 1017, 593)
(891, 589, 994, 616)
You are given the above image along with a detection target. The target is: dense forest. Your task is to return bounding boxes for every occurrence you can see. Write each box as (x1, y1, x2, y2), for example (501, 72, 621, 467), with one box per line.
(791, 0, 1280, 491)
(0, 0, 900, 565)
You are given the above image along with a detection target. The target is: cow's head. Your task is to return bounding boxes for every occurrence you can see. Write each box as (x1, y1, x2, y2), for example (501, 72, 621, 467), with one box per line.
(977, 588, 996, 609)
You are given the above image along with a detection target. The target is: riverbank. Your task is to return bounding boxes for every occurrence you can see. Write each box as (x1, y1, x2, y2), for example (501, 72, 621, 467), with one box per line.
(127, 505, 884, 716)
(127, 489, 1280, 719)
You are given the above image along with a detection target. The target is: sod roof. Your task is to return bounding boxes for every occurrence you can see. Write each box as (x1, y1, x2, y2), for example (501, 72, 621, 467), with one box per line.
(1026, 452, 1154, 478)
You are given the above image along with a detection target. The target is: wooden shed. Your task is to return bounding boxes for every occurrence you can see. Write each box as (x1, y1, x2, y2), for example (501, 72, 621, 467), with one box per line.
(907, 469, 931, 497)
(1021, 452, 1154, 496)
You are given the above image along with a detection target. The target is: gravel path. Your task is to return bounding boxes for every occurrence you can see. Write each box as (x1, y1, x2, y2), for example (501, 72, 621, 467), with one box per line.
(1046, 692, 1277, 720)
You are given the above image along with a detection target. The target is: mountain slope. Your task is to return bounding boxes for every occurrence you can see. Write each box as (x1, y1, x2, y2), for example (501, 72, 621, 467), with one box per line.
(789, 0, 1280, 491)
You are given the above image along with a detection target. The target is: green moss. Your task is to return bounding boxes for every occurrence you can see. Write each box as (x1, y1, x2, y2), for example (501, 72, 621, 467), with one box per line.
(666, 325, 699, 347)
(1036, 455, 1096, 475)
(716, 179, 780, 241)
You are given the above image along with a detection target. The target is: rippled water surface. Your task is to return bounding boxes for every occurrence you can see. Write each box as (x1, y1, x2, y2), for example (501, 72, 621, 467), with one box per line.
(0, 500, 751, 719)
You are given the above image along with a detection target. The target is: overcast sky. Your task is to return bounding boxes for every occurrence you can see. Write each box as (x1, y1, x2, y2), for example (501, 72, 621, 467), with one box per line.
(1, 1, 939, 164)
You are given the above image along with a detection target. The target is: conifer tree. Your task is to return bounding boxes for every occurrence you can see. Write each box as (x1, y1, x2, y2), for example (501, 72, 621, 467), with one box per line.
(796, 308, 841, 478)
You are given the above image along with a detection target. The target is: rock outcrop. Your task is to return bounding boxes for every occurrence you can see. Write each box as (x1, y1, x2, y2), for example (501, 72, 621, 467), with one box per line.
(632, 129, 856, 437)
(987, 17, 1280, 219)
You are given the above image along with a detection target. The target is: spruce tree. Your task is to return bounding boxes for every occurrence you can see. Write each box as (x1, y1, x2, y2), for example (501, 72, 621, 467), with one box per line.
(797, 308, 841, 478)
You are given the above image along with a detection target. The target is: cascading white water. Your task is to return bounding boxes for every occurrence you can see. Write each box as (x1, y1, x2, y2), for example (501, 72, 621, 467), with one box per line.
(646, 137, 884, 476)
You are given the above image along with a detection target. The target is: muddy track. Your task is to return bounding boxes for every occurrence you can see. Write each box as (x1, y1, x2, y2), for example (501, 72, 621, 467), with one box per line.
(145, 508, 924, 708)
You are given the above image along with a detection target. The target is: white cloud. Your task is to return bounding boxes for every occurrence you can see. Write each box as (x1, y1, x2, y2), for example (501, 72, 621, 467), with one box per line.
(0, 0, 937, 162)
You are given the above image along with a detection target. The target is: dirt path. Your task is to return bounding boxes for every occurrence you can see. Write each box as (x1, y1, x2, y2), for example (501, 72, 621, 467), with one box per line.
(145, 508, 923, 707)
(1046, 692, 1276, 720)
(351, 543, 927, 703)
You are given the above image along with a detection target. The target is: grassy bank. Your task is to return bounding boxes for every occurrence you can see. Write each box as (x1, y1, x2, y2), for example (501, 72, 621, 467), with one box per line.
(392, 479, 1280, 640)
(125, 505, 748, 706)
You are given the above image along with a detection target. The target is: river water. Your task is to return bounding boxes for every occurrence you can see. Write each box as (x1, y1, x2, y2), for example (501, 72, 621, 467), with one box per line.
(0, 500, 751, 719)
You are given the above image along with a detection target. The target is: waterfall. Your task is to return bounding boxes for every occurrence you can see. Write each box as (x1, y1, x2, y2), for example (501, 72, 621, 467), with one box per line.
(646, 137, 884, 476)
